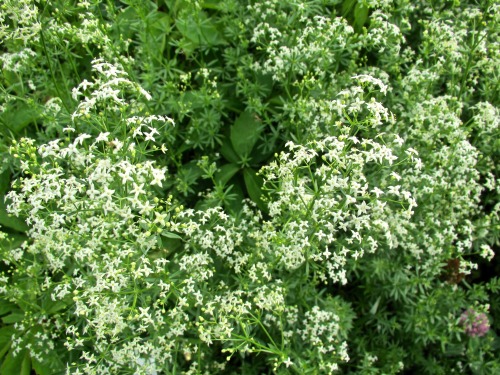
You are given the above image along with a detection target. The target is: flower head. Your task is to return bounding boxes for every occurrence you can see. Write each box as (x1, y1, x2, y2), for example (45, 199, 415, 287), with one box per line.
(460, 308, 490, 337)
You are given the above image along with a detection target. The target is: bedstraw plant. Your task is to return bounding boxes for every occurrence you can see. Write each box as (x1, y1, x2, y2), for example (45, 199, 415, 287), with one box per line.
(0, 0, 499, 374)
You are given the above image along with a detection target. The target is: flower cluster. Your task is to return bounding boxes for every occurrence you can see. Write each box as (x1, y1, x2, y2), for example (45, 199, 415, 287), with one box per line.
(0, 0, 498, 373)
(460, 308, 490, 338)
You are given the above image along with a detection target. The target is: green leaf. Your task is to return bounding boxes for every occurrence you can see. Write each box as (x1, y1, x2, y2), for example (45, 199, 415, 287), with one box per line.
(145, 12, 171, 57)
(0, 326, 14, 361)
(370, 296, 381, 315)
(0, 233, 27, 252)
(31, 358, 50, 375)
(224, 183, 244, 214)
(354, 3, 369, 29)
(0, 101, 41, 135)
(147, 11, 171, 33)
(0, 199, 28, 232)
(215, 163, 240, 187)
(30, 349, 65, 375)
(230, 111, 263, 159)
(20, 352, 30, 375)
(1, 349, 29, 375)
(342, 0, 356, 17)
(45, 300, 68, 315)
(220, 138, 240, 164)
(161, 231, 183, 240)
(255, 73, 273, 98)
(2, 312, 24, 324)
(0, 301, 16, 316)
(243, 168, 267, 212)
(176, 11, 225, 48)
(0, 171, 10, 196)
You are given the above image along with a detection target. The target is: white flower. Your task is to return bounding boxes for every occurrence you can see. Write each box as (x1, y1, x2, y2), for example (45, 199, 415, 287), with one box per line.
(95, 132, 110, 142)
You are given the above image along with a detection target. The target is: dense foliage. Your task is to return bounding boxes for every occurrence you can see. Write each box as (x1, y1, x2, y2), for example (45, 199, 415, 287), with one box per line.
(0, 0, 499, 374)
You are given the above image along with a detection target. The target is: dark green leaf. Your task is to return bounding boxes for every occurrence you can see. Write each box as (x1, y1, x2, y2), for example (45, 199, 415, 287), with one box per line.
(45, 301, 68, 315)
(224, 183, 244, 214)
(0, 199, 28, 232)
(215, 164, 240, 187)
(0, 170, 10, 196)
(148, 11, 171, 33)
(220, 139, 240, 164)
(243, 168, 267, 212)
(230, 111, 263, 159)
(0, 233, 26, 252)
(31, 358, 50, 375)
(30, 346, 65, 375)
(0, 301, 16, 317)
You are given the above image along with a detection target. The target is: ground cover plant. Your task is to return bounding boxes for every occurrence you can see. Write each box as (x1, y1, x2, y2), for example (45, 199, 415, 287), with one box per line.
(0, 0, 499, 374)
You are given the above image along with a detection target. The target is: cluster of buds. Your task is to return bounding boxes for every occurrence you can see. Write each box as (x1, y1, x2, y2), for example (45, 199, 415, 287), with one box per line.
(459, 308, 490, 337)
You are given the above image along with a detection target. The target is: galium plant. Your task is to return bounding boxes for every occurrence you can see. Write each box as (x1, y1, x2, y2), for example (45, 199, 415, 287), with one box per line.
(0, 0, 499, 374)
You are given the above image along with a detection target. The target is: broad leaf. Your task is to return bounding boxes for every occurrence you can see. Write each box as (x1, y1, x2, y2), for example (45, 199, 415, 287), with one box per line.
(2, 312, 24, 324)
(1, 349, 29, 375)
(0, 326, 14, 361)
(354, 3, 369, 29)
(220, 138, 240, 164)
(230, 111, 263, 159)
(0, 302, 16, 317)
(215, 163, 240, 187)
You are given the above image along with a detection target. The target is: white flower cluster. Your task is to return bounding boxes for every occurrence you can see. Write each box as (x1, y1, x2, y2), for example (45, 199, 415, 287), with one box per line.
(260, 132, 415, 283)
(71, 59, 152, 120)
(0, 0, 41, 45)
(247, 1, 355, 82)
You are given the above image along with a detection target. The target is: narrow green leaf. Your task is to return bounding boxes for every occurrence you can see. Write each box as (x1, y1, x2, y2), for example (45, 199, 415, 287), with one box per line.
(45, 301, 68, 315)
(230, 111, 263, 159)
(370, 297, 381, 315)
(161, 231, 183, 240)
(215, 164, 240, 187)
(31, 358, 50, 375)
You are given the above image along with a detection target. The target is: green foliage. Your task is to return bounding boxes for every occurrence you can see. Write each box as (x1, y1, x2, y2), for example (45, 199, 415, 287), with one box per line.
(0, 0, 498, 374)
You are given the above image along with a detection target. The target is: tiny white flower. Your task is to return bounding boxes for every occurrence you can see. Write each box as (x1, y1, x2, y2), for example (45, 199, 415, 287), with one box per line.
(95, 132, 110, 142)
